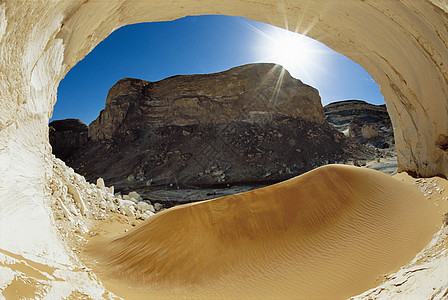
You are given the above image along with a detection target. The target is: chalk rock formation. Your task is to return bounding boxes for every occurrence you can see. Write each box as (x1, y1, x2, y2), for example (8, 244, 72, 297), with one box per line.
(2, 1, 448, 299)
(324, 100, 394, 151)
(50, 157, 157, 225)
(0, 155, 159, 298)
(52, 64, 373, 197)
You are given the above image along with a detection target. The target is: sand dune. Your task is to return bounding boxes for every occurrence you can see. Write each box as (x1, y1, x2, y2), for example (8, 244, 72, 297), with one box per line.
(88, 165, 440, 299)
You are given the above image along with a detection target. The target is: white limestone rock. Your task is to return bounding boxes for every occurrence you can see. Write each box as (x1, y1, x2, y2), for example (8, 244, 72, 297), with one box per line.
(57, 198, 73, 221)
(99, 201, 106, 210)
(106, 202, 116, 213)
(96, 178, 105, 189)
(66, 183, 88, 216)
(121, 206, 135, 218)
(154, 203, 163, 212)
(140, 211, 155, 220)
(128, 191, 142, 201)
(119, 199, 136, 208)
(2, 1, 448, 299)
(107, 186, 114, 195)
(137, 201, 155, 213)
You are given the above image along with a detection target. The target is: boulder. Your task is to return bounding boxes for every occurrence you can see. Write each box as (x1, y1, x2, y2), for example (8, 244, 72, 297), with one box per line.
(140, 211, 155, 220)
(121, 206, 135, 218)
(137, 201, 155, 213)
(154, 203, 163, 212)
(362, 124, 379, 139)
(96, 178, 105, 189)
(128, 191, 142, 201)
(66, 183, 88, 216)
(119, 199, 136, 207)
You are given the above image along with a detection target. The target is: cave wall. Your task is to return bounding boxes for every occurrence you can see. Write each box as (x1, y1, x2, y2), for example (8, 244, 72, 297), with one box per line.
(1, 0, 448, 264)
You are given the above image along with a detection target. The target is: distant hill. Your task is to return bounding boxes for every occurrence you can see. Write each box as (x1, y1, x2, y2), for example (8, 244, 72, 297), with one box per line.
(324, 100, 395, 151)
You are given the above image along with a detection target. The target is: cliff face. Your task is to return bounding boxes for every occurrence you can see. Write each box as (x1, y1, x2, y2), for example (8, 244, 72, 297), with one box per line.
(49, 119, 88, 160)
(324, 100, 395, 151)
(52, 64, 373, 195)
(89, 64, 324, 141)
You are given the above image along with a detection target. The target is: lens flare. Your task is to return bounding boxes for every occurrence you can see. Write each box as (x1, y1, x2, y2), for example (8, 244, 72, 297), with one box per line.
(247, 22, 330, 85)
(269, 31, 305, 60)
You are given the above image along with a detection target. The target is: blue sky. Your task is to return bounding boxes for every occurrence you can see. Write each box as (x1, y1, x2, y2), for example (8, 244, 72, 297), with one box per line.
(53, 15, 384, 125)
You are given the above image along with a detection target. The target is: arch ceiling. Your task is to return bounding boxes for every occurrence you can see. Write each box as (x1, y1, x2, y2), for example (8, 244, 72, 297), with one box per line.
(2, 1, 447, 178)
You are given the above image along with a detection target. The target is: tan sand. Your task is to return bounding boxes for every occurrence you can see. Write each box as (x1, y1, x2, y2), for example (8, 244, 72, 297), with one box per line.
(87, 165, 442, 299)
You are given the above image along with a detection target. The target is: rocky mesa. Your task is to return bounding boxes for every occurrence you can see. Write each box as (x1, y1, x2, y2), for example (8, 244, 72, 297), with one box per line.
(51, 64, 374, 199)
(88, 63, 325, 140)
(324, 100, 394, 151)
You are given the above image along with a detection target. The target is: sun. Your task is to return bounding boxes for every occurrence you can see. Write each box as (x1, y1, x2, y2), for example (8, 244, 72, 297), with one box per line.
(250, 24, 327, 83)
(268, 32, 314, 68)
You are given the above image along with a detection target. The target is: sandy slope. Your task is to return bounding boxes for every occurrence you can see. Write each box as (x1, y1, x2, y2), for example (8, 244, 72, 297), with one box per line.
(87, 165, 440, 299)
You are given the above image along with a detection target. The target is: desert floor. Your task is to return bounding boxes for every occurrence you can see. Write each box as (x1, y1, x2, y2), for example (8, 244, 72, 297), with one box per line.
(75, 164, 448, 299)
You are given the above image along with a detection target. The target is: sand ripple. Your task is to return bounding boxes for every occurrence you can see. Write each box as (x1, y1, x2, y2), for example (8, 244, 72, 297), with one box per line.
(88, 165, 440, 299)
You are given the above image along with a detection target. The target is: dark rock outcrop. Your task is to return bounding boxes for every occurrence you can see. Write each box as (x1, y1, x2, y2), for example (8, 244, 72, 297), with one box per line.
(324, 100, 395, 150)
(49, 119, 88, 160)
(89, 63, 324, 141)
(71, 116, 372, 191)
(51, 64, 375, 199)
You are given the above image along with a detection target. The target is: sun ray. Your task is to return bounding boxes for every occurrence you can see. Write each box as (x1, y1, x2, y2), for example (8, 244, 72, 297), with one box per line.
(271, 66, 286, 106)
(244, 17, 334, 86)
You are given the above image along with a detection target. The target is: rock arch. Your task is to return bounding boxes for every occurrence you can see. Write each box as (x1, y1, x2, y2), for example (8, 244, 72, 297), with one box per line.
(0, 0, 448, 294)
(2, 1, 448, 179)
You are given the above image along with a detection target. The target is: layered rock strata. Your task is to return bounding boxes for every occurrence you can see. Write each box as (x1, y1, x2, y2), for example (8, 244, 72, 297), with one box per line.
(88, 63, 324, 140)
(52, 64, 374, 198)
(324, 100, 395, 151)
(49, 119, 88, 161)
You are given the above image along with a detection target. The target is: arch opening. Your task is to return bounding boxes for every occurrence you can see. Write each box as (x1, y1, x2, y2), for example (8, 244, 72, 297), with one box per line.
(47, 1, 448, 178)
(52, 15, 386, 125)
(50, 15, 394, 207)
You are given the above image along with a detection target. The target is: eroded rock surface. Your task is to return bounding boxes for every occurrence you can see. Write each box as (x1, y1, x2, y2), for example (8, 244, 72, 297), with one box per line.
(0, 155, 162, 299)
(324, 100, 394, 151)
(88, 63, 324, 140)
(2, 1, 448, 298)
(52, 64, 374, 199)
(49, 119, 88, 161)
